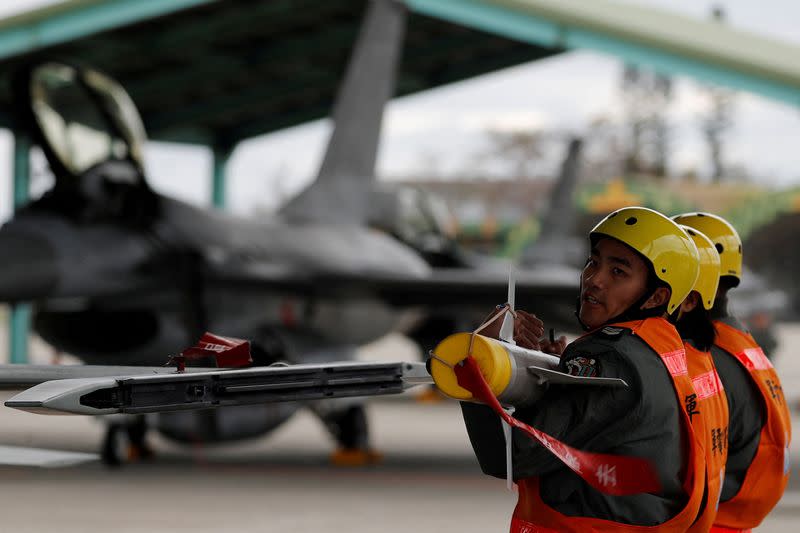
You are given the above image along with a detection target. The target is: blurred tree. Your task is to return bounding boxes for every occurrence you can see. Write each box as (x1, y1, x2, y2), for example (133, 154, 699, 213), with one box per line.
(700, 6, 736, 183)
(481, 129, 546, 178)
(620, 64, 673, 177)
(582, 116, 626, 183)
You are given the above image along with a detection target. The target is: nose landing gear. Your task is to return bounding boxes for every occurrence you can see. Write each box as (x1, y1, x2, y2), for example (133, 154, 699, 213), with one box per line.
(318, 404, 383, 467)
(101, 415, 154, 467)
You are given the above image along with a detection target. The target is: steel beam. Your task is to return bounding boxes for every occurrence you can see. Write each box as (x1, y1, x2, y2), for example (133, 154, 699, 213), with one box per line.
(407, 0, 800, 107)
(0, 0, 217, 62)
(9, 133, 31, 364)
(212, 145, 232, 209)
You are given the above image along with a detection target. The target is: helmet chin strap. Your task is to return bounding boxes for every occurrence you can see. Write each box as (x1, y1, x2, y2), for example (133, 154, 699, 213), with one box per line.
(574, 278, 591, 331)
(575, 283, 666, 332)
(606, 288, 667, 327)
(574, 300, 590, 331)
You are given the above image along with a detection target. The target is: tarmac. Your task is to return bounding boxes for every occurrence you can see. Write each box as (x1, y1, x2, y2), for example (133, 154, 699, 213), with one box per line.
(0, 327, 799, 532)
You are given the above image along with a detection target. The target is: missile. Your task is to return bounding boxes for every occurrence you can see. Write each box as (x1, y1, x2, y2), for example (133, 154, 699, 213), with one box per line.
(5, 361, 432, 415)
(429, 333, 628, 407)
(3, 335, 627, 417)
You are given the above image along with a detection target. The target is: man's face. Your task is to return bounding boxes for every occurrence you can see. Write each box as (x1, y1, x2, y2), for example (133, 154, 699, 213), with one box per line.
(579, 237, 650, 329)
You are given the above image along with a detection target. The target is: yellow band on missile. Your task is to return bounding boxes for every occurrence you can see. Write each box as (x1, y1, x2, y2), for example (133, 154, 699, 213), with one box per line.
(430, 333, 512, 400)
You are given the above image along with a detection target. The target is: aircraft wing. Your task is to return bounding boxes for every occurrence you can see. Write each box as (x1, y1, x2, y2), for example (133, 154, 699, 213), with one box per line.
(5, 361, 432, 416)
(0, 364, 206, 391)
(363, 267, 578, 307)
(205, 264, 579, 326)
(356, 267, 579, 330)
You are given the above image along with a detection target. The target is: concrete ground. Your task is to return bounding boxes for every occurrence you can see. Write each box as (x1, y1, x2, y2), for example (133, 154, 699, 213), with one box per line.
(0, 326, 799, 532)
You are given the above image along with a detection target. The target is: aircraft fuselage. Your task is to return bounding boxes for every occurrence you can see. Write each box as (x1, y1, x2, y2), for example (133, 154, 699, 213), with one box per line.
(2, 194, 429, 366)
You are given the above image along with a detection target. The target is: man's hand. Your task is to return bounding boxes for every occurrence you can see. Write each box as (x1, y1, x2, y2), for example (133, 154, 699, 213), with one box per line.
(538, 335, 568, 356)
(478, 307, 544, 350)
(513, 310, 545, 350)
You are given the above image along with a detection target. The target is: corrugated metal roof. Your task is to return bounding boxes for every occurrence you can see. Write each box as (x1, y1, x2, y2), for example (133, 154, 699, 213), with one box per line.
(410, 0, 800, 106)
(0, 0, 796, 149)
(0, 0, 559, 147)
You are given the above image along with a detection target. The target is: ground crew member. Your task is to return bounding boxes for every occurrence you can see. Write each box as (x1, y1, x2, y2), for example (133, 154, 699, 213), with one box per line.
(675, 212, 792, 532)
(674, 226, 729, 532)
(462, 206, 707, 531)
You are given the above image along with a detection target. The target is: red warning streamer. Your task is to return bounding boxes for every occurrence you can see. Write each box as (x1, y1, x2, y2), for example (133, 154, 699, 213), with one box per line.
(171, 332, 253, 372)
(454, 355, 661, 496)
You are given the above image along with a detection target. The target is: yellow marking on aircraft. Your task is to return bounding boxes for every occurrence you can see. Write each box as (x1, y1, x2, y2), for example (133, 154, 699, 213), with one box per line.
(587, 178, 643, 214)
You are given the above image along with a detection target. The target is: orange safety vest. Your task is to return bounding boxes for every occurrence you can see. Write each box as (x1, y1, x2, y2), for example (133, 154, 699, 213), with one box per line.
(684, 342, 729, 533)
(511, 318, 706, 533)
(711, 321, 792, 530)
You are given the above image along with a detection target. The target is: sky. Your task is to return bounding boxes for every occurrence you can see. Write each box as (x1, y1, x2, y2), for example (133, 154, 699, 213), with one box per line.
(1, 0, 799, 221)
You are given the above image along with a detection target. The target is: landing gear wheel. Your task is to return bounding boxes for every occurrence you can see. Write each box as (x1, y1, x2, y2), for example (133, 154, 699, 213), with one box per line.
(101, 417, 154, 467)
(325, 405, 383, 466)
(101, 423, 128, 467)
(125, 416, 154, 461)
(331, 405, 369, 450)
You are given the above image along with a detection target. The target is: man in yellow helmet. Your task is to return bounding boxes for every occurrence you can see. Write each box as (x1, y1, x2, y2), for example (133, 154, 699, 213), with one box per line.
(673, 226, 729, 532)
(462, 207, 707, 531)
(674, 212, 791, 532)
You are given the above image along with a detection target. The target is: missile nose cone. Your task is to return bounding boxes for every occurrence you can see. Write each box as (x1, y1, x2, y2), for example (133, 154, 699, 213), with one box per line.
(0, 230, 58, 301)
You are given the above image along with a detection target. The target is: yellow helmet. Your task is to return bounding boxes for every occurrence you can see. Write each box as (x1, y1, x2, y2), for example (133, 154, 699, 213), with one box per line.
(590, 207, 699, 314)
(678, 225, 721, 310)
(672, 212, 742, 285)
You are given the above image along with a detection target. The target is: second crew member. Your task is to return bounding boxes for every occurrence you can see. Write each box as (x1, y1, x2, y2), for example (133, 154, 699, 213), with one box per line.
(675, 212, 792, 532)
(673, 226, 729, 532)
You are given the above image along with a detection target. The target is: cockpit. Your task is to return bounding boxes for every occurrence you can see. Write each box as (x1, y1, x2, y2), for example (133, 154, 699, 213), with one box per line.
(28, 62, 146, 178)
(367, 184, 463, 267)
(20, 62, 156, 223)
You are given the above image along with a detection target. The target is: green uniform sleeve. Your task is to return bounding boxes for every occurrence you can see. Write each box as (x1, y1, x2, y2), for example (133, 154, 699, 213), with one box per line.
(461, 339, 641, 481)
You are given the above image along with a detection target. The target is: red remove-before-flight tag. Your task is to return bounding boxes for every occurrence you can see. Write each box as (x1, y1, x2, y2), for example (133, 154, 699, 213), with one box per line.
(181, 332, 253, 368)
(454, 356, 661, 496)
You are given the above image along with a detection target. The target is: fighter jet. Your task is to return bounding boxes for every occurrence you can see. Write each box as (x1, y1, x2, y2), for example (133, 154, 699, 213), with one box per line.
(0, 0, 577, 465)
(368, 137, 586, 352)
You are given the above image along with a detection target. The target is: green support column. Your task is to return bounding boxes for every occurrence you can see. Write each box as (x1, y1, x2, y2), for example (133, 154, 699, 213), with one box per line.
(212, 145, 232, 208)
(10, 133, 31, 364)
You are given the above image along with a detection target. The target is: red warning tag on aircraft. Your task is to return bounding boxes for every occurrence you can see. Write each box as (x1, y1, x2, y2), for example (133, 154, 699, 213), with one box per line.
(178, 332, 253, 370)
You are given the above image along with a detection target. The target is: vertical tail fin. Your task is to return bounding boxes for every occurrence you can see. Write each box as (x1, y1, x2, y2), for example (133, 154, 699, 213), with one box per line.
(522, 138, 584, 266)
(282, 0, 407, 223)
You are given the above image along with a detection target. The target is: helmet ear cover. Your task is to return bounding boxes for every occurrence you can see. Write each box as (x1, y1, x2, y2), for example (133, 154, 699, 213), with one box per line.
(677, 225, 721, 311)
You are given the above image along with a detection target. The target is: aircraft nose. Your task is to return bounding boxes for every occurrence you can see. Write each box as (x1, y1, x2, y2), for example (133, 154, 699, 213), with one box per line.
(0, 230, 58, 301)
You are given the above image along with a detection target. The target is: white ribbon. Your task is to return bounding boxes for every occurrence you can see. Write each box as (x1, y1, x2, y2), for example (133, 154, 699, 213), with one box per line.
(502, 405, 516, 491)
